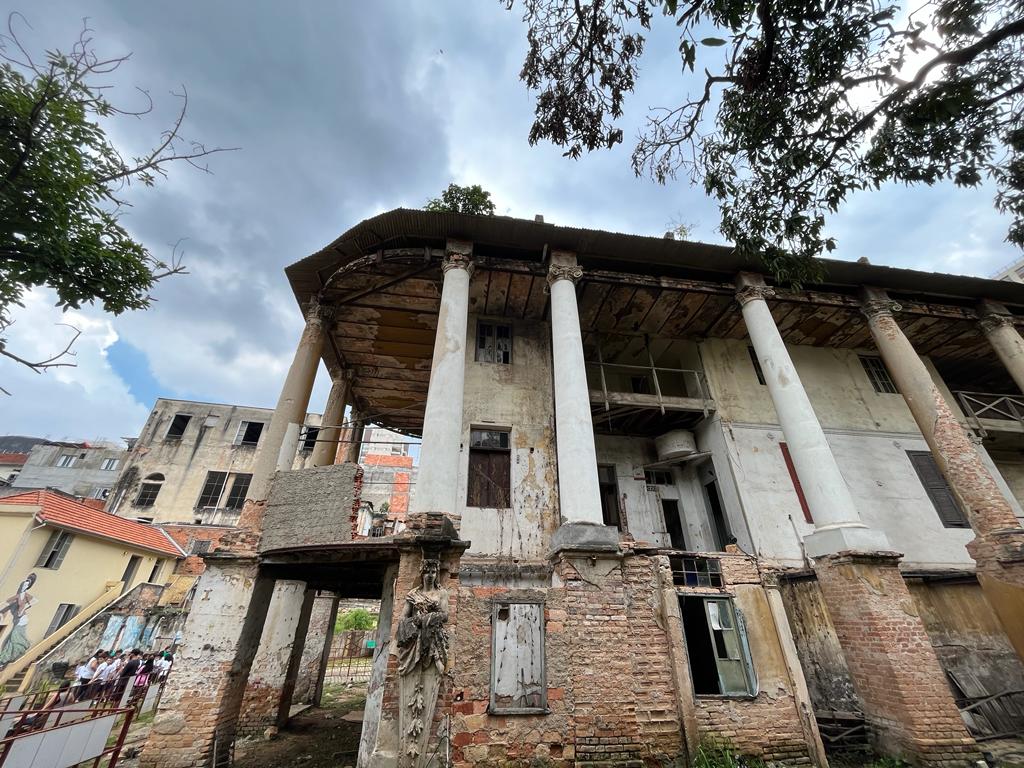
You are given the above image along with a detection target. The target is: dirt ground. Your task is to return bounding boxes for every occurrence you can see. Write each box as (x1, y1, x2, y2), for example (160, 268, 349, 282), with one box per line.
(232, 684, 367, 768)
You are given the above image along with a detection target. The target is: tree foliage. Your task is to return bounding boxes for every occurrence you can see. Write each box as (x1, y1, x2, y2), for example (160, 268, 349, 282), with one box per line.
(336, 608, 378, 632)
(0, 15, 232, 377)
(505, 0, 1024, 283)
(425, 183, 498, 215)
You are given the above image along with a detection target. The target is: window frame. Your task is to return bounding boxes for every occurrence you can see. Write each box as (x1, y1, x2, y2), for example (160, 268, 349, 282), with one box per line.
(36, 529, 74, 569)
(44, 603, 79, 637)
(165, 413, 192, 440)
(475, 321, 513, 365)
(301, 425, 320, 452)
(224, 473, 253, 510)
(644, 468, 674, 487)
(100, 457, 119, 471)
(906, 450, 970, 528)
(134, 475, 164, 508)
(195, 471, 228, 510)
(859, 355, 898, 394)
(466, 428, 512, 509)
(56, 454, 77, 468)
(680, 595, 758, 698)
(489, 598, 548, 715)
(235, 420, 265, 447)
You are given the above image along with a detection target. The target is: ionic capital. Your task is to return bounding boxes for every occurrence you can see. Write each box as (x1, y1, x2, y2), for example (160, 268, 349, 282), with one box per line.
(978, 313, 1015, 334)
(547, 264, 584, 285)
(304, 298, 335, 328)
(860, 298, 902, 320)
(441, 251, 475, 276)
(735, 284, 775, 306)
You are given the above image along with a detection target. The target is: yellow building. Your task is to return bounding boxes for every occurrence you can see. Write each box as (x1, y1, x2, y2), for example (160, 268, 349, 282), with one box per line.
(0, 489, 183, 680)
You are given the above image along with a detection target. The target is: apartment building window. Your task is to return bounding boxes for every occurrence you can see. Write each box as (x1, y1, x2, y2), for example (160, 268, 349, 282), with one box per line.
(748, 347, 766, 386)
(100, 458, 119, 471)
(45, 603, 79, 637)
(598, 464, 621, 528)
(859, 355, 898, 394)
(89, 487, 110, 500)
(467, 429, 511, 508)
(235, 421, 265, 447)
(36, 530, 74, 569)
(148, 559, 164, 583)
(490, 601, 546, 714)
(135, 473, 164, 507)
(196, 471, 228, 509)
(56, 453, 77, 468)
(779, 443, 813, 523)
(476, 322, 512, 364)
(907, 450, 969, 528)
(191, 539, 211, 555)
(680, 596, 757, 696)
(644, 469, 673, 486)
(225, 474, 252, 510)
(301, 425, 320, 452)
(165, 414, 192, 440)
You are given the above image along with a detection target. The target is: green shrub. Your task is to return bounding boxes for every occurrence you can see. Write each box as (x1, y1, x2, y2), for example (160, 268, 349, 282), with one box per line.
(336, 608, 377, 632)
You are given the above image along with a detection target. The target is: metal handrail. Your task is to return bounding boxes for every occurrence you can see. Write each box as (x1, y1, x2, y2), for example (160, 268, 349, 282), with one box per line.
(956, 391, 1024, 438)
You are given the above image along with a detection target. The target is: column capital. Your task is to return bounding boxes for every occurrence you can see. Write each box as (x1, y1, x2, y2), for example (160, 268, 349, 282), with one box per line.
(860, 298, 902, 320)
(547, 264, 584, 285)
(735, 284, 775, 306)
(978, 312, 1015, 333)
(441, 251, 474, 275)
(303, 299, 335, 329)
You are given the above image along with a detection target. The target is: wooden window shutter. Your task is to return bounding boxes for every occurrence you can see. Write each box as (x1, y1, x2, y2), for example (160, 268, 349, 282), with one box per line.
(779, 442, 813, 524)
(907, 450, 969, 528)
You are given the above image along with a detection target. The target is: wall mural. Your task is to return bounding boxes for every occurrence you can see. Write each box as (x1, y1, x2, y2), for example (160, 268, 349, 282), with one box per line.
(0, 573, 38, 669)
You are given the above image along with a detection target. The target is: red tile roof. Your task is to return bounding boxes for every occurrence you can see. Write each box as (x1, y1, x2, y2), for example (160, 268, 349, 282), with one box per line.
(0, 490, 184, 558)
(0, 453, 27, 465)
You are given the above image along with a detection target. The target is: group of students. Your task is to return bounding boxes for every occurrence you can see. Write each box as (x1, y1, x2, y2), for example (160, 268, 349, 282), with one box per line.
(72, 647, 173, 701)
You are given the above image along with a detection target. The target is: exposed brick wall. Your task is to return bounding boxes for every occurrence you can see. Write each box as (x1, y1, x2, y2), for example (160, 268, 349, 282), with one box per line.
(814, 552, 981, 766)
(159, 524, 236, 577)
(694, 691, 811, 764)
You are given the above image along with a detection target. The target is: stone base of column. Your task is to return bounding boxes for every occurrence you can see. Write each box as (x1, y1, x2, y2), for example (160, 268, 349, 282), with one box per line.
(967, 528, 1024, 661)
(140, 557, 274, 768)
(549, 521, 620, 556)
(237, 581, 311, 738)
(813, 551, 981, 766)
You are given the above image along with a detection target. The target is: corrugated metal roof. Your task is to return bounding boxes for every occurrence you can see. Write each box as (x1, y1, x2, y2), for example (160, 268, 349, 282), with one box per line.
(285, 208, 1024, 309)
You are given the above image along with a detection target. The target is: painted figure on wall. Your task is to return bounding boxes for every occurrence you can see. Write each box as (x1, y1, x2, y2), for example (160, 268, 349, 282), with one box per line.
(0, 573, 38, 669)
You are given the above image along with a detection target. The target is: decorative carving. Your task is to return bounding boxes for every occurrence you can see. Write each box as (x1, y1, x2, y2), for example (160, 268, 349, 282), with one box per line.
(978, 313, 1015, 334)
(735, 284, 776, 306)
(396, 551, 450, 767)
(441, 251, 474, 275)
(547, 264, 584, 285)
(860, 298, 903, 320)
(304, 298, 335, 328)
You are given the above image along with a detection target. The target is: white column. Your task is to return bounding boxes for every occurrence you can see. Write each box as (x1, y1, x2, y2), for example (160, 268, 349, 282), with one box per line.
(410, 241, 473, 514)
(311, 373, 350, 466)
(736, 273, 889, 556)
(549, 252, 604, 525)
(978, 300, 1024, 394)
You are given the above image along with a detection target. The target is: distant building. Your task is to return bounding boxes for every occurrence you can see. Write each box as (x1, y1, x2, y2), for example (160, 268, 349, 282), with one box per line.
(106, 398, 323, 525)
(993, 257, 1024, 283)
(0, 436, 46, 487)
(12, 441, 128, 501)
(0, 489, 183, 686)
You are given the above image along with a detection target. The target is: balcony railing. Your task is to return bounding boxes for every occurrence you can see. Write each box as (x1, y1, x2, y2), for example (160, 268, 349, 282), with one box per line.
(955, 391, 1024, 435)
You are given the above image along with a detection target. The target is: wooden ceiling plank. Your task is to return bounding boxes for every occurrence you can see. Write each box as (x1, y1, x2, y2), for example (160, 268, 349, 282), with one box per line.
(485, 271, 512, 316)
(659, 292, 711, 338)
(615, 287, 660, 333)
(639, 290, 684, 335)
(595, 286, 639, 332)
(505, 273, 533, 319)
(577, 282, 612, 328)
(524, 275, 548, 320)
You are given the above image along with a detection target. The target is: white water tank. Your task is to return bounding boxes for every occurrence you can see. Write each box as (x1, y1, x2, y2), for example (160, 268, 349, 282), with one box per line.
(655, 430, 697, 462)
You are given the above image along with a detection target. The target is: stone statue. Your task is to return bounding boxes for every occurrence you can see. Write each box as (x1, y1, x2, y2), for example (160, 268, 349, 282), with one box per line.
(396, 552, 450, 767)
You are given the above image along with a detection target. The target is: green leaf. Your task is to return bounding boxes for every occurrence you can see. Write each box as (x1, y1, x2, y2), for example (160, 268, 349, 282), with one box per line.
(701, 37, 727, 46)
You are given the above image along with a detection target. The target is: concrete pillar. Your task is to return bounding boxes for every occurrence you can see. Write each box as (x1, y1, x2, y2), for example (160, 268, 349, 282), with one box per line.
(861, 288, 1024, 659)
(275, 588, 317, 728)
(736, 273, 889, 556)
(312, 596, 340, 706)
(358, 563, 398, 767)
(141, 560, 275, 768)
(311, 374, 350, 466)
(814, 553, 980, 764)
(978, 300, 1024, 394)
(410, 241, 474, 514)
(548, 252, 603, 526)
(343, 409, 366, 464)
(250, 301, 329, 500)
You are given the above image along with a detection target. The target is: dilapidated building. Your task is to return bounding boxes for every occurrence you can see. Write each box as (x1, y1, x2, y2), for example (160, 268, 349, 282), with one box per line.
(141, 210, 1024, 768)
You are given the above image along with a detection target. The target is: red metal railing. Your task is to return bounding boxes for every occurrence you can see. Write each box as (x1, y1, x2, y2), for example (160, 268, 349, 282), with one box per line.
(0, 705, 134, 767)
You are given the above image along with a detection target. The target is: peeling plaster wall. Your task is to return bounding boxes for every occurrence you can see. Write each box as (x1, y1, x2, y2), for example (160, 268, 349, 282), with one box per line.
(13, 444, 128, 499)
(457, 317, 559, 559)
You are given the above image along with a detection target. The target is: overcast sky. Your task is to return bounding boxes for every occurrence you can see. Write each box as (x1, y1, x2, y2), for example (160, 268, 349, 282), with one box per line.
(1, 2, 1018, 444)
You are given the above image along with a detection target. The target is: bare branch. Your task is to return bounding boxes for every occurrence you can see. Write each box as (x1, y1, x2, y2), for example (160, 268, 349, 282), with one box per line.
(0, 321, 81, 388)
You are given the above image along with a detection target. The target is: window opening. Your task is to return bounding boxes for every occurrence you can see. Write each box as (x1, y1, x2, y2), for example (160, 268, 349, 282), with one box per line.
(598, 464, 621, 529)
(196, 471, 228, 509)
(907, 450, 969, 528)
(191, 539, 211, 555)
(301, 425, 320, 452)
(680, 596, 756, 696)
(670, 555, 723, 588)
(662, 499, 686, 549)
(704, 477, 732, 551)
(490, 601, 546, 713)
(748, 347, 766, 386)
(225, 474, 253, 510)
(100, 458, 119, 471)
(45, 603, 79, 637)
(166, 414, 192, 440)
(235, 421, 265, 446)
(467, 429, 511, 507)
(135, 473, 164, 507)
(89, 487, 110, 500)
(630, 375, 652, 394)
(36, 530, 74, 569)
(779, 442, 813, 523)
(859, 355, 898, 394)
(476, 322, 512, 364)
(57, 454, 77, 468)
(121, 555, 142, 592)
(644, 469, 673, 486)
(148, 559, 164, 583)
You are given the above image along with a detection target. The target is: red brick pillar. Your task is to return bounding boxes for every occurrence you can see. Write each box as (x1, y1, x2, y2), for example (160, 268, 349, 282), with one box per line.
(814, 552, 980, 766)
(140, 556, 275, 768)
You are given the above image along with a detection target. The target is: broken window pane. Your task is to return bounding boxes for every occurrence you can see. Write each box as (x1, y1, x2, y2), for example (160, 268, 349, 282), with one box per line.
(680, 595, 756, 696)
(166, 414, 192, 440)
(490, 601, 546, 713)
(236, 421, 265, 446)
(476, 322, 512, 364)
(670, 556, 723, 588)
